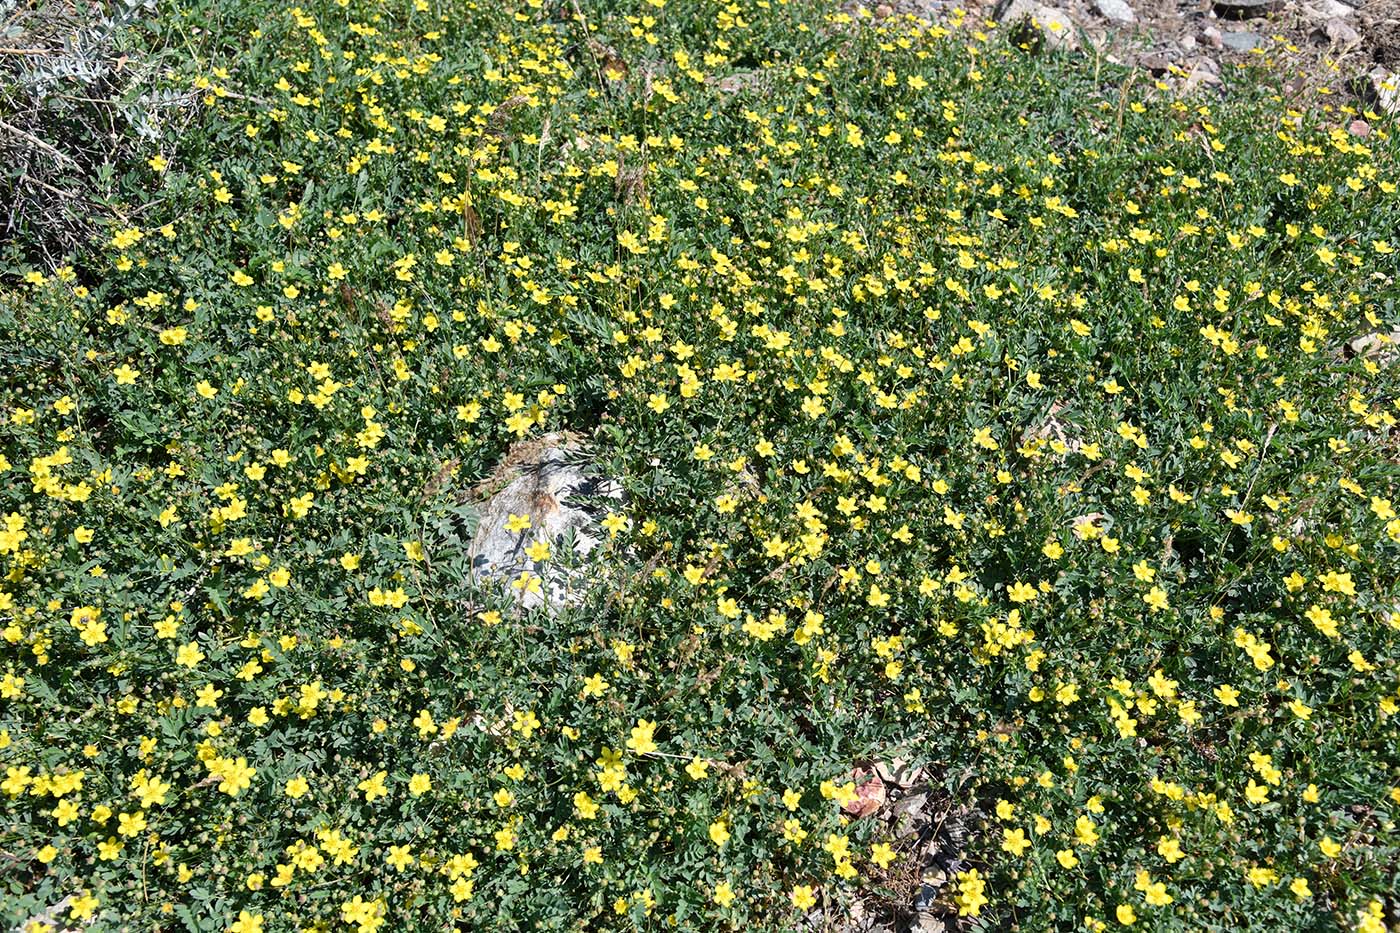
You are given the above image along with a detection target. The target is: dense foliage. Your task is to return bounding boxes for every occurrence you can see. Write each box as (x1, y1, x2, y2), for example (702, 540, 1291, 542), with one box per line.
(3, 0, 1400, 930)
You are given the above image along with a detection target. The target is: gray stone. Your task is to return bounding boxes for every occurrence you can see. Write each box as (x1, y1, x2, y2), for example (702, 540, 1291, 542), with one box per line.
(913, 880, 946, 912)
(873, 758, 926, 787)
(890, 791, 930, 818)
(467, 433, 622, 613)
(1183, 57, 1223, 91)
(1323, 18, 1362, 46)
(710, 70, 766, 94)
(911, 916, 947, 933)
(1221, 29, 1264, 51)
(1139, 47, 1180, 73)
(994, 0, 1037, 21)
(1093, 0, 1136, 23)
(892, 793, 931, 837)
(1032, 5, 1079, 48)
(889, 0, 950, 20)
(1301, 0, 1356, 22)
(995, 0, 1080, 49)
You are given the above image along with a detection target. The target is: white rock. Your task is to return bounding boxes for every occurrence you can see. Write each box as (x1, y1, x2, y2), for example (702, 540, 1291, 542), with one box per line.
(1033, 5, 1079, 49)
(15, 898, 76, 933)
(995, 0, 1080, 49)
(467, 434, 622, 613)
(1367, 66, 1400, 114)
(1348, 330, 1400, 361)
(994, 0, 1037, 22)
(1094, 0, 1136, 24)
(1302, 0, 1355, 21)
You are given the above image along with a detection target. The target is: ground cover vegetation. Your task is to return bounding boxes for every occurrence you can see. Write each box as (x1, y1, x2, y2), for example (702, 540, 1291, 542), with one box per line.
(2, 0, 1400, 930)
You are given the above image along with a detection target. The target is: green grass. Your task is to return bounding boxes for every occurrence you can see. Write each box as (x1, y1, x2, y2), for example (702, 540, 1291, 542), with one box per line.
(2, 1, 1400, 930)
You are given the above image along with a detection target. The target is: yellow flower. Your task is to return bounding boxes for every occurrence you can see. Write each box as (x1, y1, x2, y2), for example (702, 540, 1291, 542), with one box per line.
(1074, 815, 1099, 847)
(1246, 865, 1279, 887)
(953, 868, 987, 916)
(1002, 828, 1030, 856)
(626, 719, 658, 755)
(574, 791, 599, 819)
(385, 844, 414, 871)
(228, 910, 264, 933)
(1007, 581, 1036, 603)
(69, 891, 99, 921)
(212, 757, 255, 797)
(358, 770, 388, 802)
(117, 810, 147, 837)
(1156, 836, 1185, 864)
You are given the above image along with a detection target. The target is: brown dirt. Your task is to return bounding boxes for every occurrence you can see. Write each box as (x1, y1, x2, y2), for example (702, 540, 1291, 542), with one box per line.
(1363, 0, 1400, 65)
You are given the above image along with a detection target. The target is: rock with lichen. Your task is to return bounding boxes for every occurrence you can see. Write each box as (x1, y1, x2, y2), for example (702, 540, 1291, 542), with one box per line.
(467, 433, 622, 613)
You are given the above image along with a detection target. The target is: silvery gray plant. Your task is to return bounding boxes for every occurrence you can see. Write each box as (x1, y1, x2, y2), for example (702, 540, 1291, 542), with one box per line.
(1, 0, 193, 266)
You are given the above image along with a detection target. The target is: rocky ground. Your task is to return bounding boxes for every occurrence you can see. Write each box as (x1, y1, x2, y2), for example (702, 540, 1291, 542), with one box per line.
(855, 0, 1400, 113)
